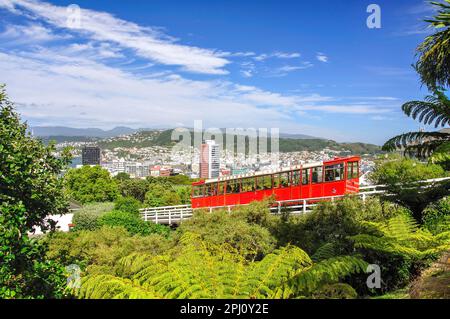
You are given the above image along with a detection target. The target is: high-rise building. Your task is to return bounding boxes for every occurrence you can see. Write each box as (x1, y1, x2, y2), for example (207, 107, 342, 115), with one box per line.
(200, 140, 220, 179)
(81, 146, 101, 166)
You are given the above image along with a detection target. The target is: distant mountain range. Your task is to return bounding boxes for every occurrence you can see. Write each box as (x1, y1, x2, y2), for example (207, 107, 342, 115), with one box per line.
(30, 126, 321, 140)
(31, 126, 382, 154)
(30, 126, 140, 138)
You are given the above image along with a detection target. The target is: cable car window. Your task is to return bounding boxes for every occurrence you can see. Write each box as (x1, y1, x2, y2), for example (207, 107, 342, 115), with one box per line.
(210, 183, 218, 196)
(257, 175, 272, 190)
(325, 164, 344, 182)
(292, 170, 301, 186)
(193, 185, 203, 198)
(311, 167, 323, 184)
(273, 174, 280, 188)
(226, 180, 233, 194)
(218, 182, 225, 195)
(302, 169, 309, 185)
(233, 179, 241, 193)
(348, 161, 359, 179)
(242, 178, 254, 192)
(280, 172, 290, 187)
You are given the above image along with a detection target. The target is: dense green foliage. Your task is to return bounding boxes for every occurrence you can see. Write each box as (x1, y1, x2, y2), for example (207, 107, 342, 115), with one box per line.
(72, 202, 114, 231)
(0, 85, 70, 298)
(178, 209, 276, 261)
(114, 196, 141, 216)
(144, 183, 182, 207)
(369, 156, 449, 220)
(422, 197, 450, 235)
(98, 210, 170, 236)
(45, 227, 172, 271)
(64, 165, 119, 204)
(76, 233, 367, 299)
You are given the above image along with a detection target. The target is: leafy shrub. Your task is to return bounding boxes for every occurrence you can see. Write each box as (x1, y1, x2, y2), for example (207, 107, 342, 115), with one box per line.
(114, 196, 141, 216)
(369, 157, 448, 221)
(98, 210, 170, 236)
(422, 197, 450, 235)
(178, 206, 276, 261)
(272, 197, 403, 255)
(118, 178, 149, 202)
(144, 183, 181, 207)
(349, 214, 450, 294)
(72, 202, 114, 231)
(45, 226, 173, 270)
(64, 166, 119, 204)
(77, 233, 367, 299)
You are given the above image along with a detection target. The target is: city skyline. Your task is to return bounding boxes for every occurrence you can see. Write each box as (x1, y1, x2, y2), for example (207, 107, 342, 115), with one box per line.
(0, 0, 443, 144)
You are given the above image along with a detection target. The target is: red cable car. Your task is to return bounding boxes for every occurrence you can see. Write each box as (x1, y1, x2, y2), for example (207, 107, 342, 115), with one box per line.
(191, 156, 360, 209)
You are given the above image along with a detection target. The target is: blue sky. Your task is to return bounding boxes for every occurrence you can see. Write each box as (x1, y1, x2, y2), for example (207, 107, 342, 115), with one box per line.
(0, 0, 444, 144)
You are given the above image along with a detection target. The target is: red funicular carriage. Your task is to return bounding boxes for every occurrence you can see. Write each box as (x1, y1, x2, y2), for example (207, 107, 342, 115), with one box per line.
(191, 156, 360, 209)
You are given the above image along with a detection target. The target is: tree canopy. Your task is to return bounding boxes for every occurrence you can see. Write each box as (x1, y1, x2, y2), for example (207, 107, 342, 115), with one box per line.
(0, 85, 70, 298)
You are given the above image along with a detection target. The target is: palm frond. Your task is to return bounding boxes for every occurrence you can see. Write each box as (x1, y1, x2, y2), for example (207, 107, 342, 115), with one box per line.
(402, 91, 450, 127)
(415, 0, 450, 89)
(382, 131, 450, 157)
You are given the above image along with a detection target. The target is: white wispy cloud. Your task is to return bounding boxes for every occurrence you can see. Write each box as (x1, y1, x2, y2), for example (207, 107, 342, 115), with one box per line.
(0, 0, 230, 74)
(0, 0, 401, 142)
(254, 51, 301, 61)
(0, 22, 68, 42)
(269, 62, 313, 77)
(316, 52, 328, 63)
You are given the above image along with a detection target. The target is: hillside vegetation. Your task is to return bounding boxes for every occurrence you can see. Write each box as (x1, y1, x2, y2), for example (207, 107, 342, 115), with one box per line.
(67, 129, 383, 154)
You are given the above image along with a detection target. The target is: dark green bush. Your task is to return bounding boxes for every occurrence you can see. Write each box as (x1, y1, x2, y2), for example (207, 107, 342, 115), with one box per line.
(114, 196, 141, 216)
(45, 226, 173, 269)
(422, 197, 450, 235)
(98, 210, 170, 236)
(72, 202, 114, 231)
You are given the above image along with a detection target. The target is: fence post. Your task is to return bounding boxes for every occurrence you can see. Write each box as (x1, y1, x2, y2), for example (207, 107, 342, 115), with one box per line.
(278, 202, 281, 214)
(144, 210, 147, 222)
(227, 206, 231, 214)
(302, 200, 306, 214)
(180, 209, 183, 223)
(169, 210, 171, 226)
(362, 193, 366, 202)
(155, 211, 158, 224)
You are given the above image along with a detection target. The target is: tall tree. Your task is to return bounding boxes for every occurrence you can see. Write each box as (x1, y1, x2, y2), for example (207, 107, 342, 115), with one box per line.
(0, 85, 71, 298)
(383, 1, 450, 160)
(415, 0, 450, 90)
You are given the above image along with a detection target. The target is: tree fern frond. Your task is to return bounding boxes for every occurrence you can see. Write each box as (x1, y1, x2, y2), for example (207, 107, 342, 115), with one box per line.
(288, 256, 367, 297)
(245, 245, 312, 298)
(311, 243, 338, 262)
(78, 275, 157, 299)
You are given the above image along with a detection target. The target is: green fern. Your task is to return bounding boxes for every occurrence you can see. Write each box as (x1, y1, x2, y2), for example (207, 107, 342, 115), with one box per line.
(350, 214, 450, 259)
(77, 233, 366, 299)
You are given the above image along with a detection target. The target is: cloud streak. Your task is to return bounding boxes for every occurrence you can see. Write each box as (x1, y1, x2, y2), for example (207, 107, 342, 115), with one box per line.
(0, 0, 230, 74)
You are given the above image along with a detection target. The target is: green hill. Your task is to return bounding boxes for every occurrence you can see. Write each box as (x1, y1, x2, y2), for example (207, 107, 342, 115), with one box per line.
(94, 129, 381, 155)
